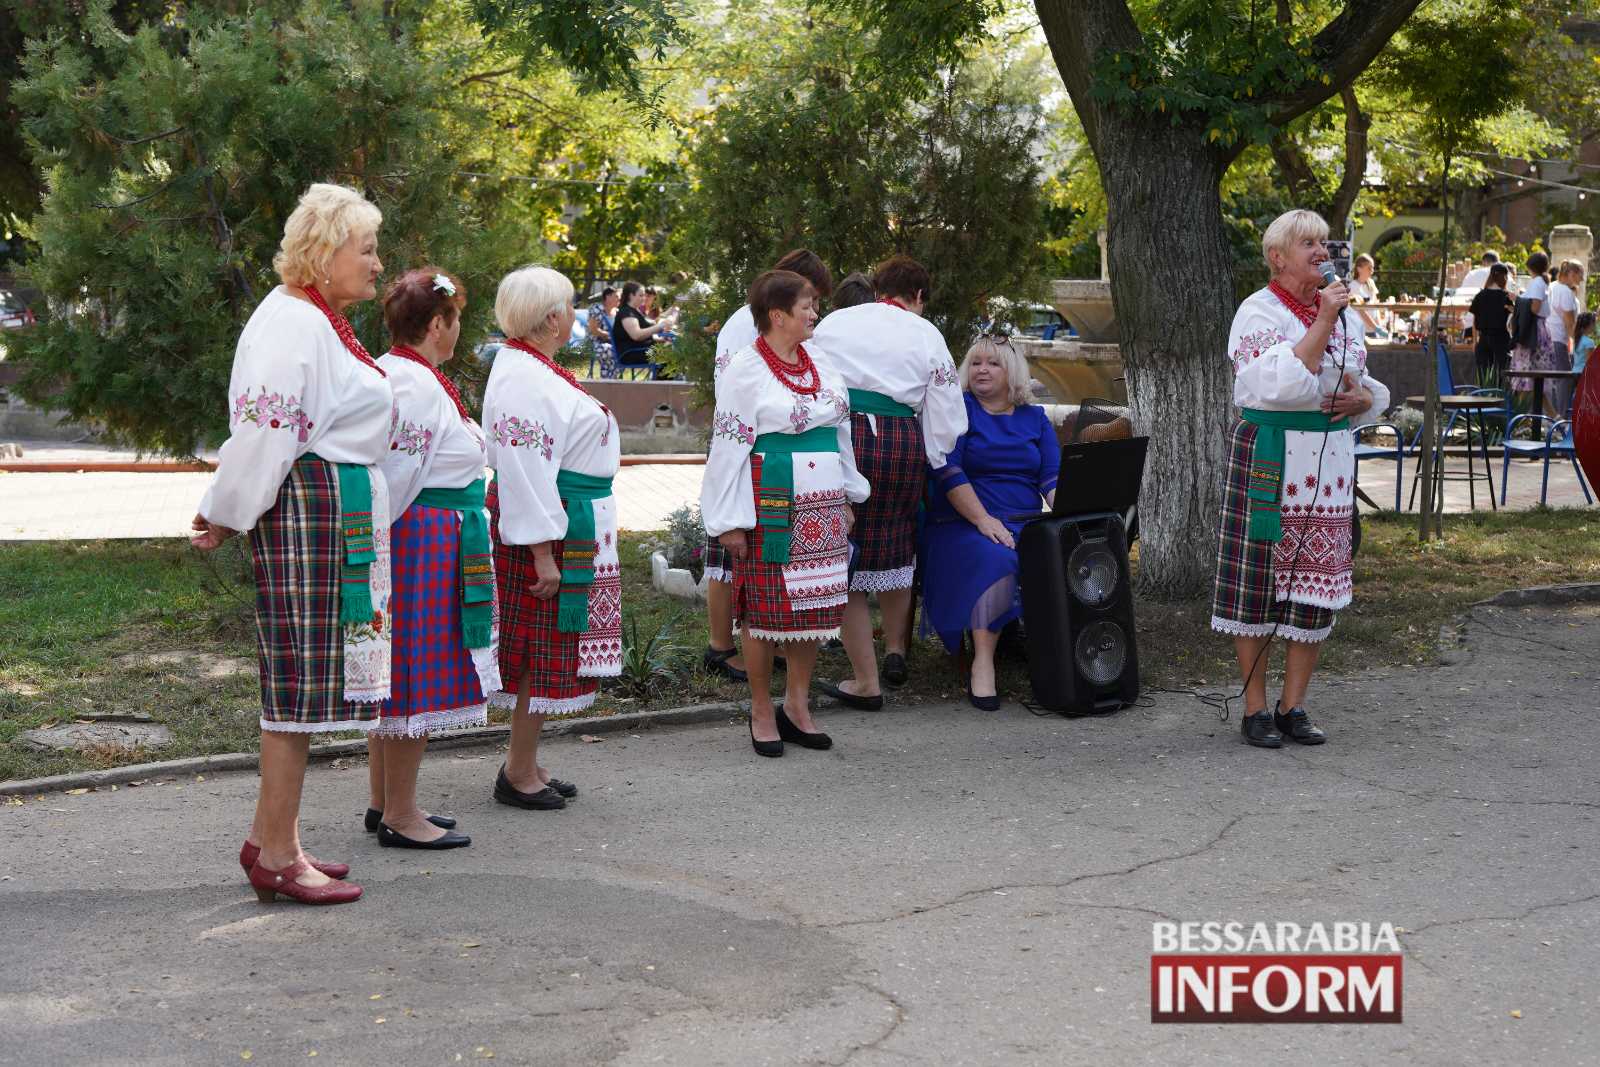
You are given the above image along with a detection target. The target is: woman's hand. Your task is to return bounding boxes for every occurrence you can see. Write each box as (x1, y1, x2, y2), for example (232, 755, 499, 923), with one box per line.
(1321, 373, 1373, 418)
(842, 502, 855, 537)
(1316, 280, 1350, 323)
(189, 513, 235, 552)
(974, 513, 1015, 549)
(719, 529, 749, 560)
(529, 549, 561, 599)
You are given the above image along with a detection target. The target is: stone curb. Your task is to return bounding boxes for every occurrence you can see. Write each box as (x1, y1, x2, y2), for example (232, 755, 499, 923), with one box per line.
(0, 701, 744, 798)
(1471, 583, 1600, 608)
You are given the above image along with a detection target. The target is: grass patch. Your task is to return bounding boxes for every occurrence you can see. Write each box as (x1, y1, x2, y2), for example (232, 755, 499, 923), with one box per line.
(3, 508, 1597, 782)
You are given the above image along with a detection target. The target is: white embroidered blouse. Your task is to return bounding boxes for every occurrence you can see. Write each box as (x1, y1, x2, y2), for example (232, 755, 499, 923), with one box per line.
(701, 343, 871, 538)
(1228, 287, 1391, 420)
(714, 304, 758, 368)
(483, 344, 620, 546)
(810, 301, 968, 467)
(199, 287, 395, 532)
(375, 353, 489, 518)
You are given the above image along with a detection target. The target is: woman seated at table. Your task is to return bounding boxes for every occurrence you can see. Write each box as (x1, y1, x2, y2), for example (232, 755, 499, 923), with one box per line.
(920, 335, 1059, 711)
(613, 281, 678, 371)
(1348, 254, 1385, 338)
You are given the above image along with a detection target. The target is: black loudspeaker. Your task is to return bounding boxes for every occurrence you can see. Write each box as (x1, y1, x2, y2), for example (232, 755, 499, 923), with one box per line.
(1017, 511, 1140, 715)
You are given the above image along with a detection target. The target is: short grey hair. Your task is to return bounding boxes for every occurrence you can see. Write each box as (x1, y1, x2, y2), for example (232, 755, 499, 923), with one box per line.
(959, 335, 1033, 407)
(495, 266, 574, 340)
(1261, 209, 1330, 275)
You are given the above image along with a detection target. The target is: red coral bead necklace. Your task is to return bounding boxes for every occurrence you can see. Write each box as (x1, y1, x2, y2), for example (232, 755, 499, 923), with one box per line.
(303, 285, 386, 376)
(756, 335, 820, 396)
(389, 345, 471, 421)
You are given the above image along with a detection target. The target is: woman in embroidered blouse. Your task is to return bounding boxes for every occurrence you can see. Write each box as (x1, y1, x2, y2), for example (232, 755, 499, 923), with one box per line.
(361, 268, 494, 850)
(701, 269, 870, 757)
(484, 266, 621, 810)
(920, 335, 1057, 711)
(190, 182, 391, 905)
(1209, 209, 1391, 750)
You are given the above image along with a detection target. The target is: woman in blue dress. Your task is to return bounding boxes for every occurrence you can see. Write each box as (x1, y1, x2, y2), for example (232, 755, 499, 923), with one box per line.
(921, 335, 1059, 709)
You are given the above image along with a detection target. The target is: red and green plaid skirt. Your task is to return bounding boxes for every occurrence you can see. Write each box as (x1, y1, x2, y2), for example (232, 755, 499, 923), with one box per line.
(487, 481, 597, 714)
(848, 411, 923, 592)
(1209, 420, 1336, 643)
(732, 455, 849, 642)
(248, 455, 380, 731)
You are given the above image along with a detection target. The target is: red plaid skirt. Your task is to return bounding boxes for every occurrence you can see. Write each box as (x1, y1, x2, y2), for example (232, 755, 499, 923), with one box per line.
(487, 482, 597, 710)
(733, 455, 848, 642)
(848, 411, 923, 591)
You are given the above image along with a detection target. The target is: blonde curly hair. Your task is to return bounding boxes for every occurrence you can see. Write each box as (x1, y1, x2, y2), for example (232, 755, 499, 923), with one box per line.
(272, 183, 382, 287)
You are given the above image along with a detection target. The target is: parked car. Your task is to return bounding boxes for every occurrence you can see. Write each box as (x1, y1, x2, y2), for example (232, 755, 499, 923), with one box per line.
(1016, 304, 1070, 340)
(0, 290, 36, 330)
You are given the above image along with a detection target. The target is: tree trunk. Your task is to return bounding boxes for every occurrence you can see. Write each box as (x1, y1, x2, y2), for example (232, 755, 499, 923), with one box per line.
(1098, 125, 1237, 597)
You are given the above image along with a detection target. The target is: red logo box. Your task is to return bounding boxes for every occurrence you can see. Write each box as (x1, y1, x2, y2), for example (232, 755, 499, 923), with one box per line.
(1151, 954, 1402, 1023)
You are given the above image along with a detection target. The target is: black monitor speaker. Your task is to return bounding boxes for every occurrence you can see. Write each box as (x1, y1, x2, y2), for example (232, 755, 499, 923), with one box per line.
(1017, 510, 1139, 715)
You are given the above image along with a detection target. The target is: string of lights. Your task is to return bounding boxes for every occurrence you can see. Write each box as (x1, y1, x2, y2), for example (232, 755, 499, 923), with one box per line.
(453, 170, 690, 190)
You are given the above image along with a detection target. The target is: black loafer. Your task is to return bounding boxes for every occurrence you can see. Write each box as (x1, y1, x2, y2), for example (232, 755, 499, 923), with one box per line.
(702, 646, 747, 683)
(775, 707, 832, 750)
(545, 778, 578, 798)
(377, 824, 471, 849)
(365, 808, 456, 833)
(1241, 710, 1283, 748)
(493, 766, 567, 810)
(967, 688, 1000, 712)
(1274, 703, 1327, 745)
(815, 679, 884, 711)
(749, 717, 784, 758)
(882, 653, 909, 688)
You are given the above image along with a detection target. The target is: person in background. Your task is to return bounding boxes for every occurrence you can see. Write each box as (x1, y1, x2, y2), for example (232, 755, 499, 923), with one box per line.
(613, 280, 677, 370)
(190, 182, 392, 904)
(586, 286, 620, 378)
(919, 335, 1056, 710)
(1547, 260, 1583, 415)
(1573, 310, 1595, 377)
(1347, 253, 1383, 337)
(367, 268, 491, 851)
(1469, 263, 1515, 388)
(1510, 252, 1557, 414)
(1461, 250, 1499, 290)
(812, 255, 966, 708)
(832, 272, 875, 309)
(701, 250, 835, 683)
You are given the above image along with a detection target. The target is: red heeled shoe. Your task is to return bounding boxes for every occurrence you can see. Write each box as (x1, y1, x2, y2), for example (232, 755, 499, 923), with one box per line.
(248, 857, 363, 905)
(239, 840, 349, 880)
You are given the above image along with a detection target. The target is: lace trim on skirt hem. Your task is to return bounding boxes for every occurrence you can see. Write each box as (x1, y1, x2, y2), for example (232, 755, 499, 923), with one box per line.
(369, 704, 489, 738)
(487, 689, 598, 717)
(745, 625, 842, 643)
(849, 565, 916, 593)
(260, 716, 380, 734)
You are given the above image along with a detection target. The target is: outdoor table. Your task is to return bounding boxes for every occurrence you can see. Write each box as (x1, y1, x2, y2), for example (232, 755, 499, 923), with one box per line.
(1404, 394, 1500, 513)
(1515, 367, 1582, 418)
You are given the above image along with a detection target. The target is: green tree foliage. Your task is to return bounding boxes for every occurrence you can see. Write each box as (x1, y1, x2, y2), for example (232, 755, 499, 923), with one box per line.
(469, 0, 689, 101)
(11, 0, 517, 454)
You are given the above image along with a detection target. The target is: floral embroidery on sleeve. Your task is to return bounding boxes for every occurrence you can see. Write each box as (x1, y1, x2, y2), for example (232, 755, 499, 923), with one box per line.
(492, 415, 555, 460)
(1231, 328, 1287, 370)
(714, 350, 734, 374)
(232, 388, 313, 442)
(929, 361, 959, 388)
(817, 386, 849, 419)
(712, 409, 756, 445)
(391, 420, 434, 456)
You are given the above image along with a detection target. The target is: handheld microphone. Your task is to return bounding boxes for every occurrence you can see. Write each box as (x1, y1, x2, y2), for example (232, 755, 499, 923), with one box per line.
(1318, 260, 1341, 286)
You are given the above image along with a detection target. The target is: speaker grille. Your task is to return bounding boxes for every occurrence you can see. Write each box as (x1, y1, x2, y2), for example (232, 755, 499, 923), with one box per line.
(1067, 540, 1121, 607)
(1074, 620, 1128, 686)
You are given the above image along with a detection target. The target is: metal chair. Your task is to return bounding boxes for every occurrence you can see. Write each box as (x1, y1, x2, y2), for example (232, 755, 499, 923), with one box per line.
(1409, 339, 1505, 449)
(1499, 414, 1593, 506)
(1353, 421, 1405, 511)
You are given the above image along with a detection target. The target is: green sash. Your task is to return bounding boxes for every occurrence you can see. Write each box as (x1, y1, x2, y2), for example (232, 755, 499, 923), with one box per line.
(314, 455, 377, 627)
(1240, 408, 1349, 543)
(554, 470, 614, 633)
(414, 479, 492, 649)
(847, 389, 914, 418)
(753, 426, 840, 564)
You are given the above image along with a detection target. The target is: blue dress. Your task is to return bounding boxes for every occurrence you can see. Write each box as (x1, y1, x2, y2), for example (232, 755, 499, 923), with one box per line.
(921, 394, 1059, 653)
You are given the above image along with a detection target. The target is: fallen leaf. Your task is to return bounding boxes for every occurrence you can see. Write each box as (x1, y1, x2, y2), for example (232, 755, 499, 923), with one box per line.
(580, 734, 605, 743)
(370, 994, 382, 1000)
(374, 1017, 386, 1024)
(1510, 1010, 1523, 1019)
(64, 788, 90, 796)
(241, 1053, 253, 1062)
(462, 942, 481, 949)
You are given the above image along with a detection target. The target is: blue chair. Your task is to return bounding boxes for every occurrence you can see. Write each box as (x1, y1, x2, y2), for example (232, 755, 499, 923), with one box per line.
(1409, 339, 1504, 449)
(1499, 414, 1593, 506)
(1353, 421, 1405, 511)
(1038, 323, 1059, 341)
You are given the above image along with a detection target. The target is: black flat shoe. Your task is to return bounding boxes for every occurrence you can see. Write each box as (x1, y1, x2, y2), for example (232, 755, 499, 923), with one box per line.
(1274, 703, 1327, 745)
(772, 655, 787, 671)
(544, 778, 578, 798)
(967, 688, 1000, 712)
(775, 707, 832, 750)
(882, 653, 909, 688)
(1241, 710, 1283, 748)
(377, 824, 471, 849)
(364, 808, 456, 833)
(702, 646, 748, 683)
(749, 717, 784, 758)
(815, 678, 884, 711)
(493, 766, 567, 810)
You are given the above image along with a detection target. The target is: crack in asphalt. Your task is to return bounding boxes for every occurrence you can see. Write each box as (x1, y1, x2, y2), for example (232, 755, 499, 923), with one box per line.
(1279, 750, 1600, 811)
(813, 815, 1245, 931)
(1401, 891, 1600, 939)
(831, 980, 910, 1066)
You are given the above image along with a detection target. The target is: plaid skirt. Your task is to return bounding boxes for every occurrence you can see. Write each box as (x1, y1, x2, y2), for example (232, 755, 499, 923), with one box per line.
(732, 490, 849, 643)
(703, 536, 731, 584)
(487, 482, 597, 716)
(376, 503, 491, 737)
(1209, 421, 1336, 644)
(848, 412, 923, 592)
(248, 455, 381, 731)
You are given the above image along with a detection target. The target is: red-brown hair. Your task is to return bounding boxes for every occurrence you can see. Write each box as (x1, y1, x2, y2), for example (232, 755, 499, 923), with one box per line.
(749, 270, 813, 333)
(773, 249, 834, 299)
(383, 267, 466, 346)
(872, 254, 931, 303)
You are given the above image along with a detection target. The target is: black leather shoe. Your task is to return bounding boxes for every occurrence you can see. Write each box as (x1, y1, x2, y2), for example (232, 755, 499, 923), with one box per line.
(967, 688, 1001, 712)
(545, 778, 578, 798)
(378, 824, 471, 849)
(882, 653, 909, 688)
(775, 707, 832, 750)
(815, 679, 884, 711)
(702, 646, 748, 683)
(1274, 703, 1328, 745)
(1241, 709, 1283, 748)
(365, 808, 456, 833)
(493, 766, 567, 810)
(749, 717, 784, 758)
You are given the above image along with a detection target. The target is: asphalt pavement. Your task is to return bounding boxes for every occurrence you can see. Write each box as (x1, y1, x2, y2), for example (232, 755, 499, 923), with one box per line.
(2, 601, 1598, 1065)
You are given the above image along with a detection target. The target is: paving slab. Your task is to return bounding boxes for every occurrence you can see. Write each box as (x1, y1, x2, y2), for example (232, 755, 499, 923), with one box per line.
(1, 603, 1598, 1065)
